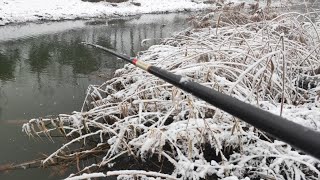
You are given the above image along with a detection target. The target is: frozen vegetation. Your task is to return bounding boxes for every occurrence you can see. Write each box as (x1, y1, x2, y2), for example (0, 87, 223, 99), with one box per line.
(15, 0, 320, 180)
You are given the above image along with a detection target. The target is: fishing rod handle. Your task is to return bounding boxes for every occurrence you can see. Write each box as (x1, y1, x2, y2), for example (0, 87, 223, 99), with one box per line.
(148, 66, 320, 160)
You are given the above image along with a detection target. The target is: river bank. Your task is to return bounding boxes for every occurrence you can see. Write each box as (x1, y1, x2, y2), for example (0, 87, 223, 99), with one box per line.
(0, 0, 306, 26)
(0, 0, 210, 26)
(20, 4, 320, 180)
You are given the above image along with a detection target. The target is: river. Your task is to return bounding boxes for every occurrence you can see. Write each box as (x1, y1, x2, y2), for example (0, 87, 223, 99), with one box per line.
(0, 13, 191, 180)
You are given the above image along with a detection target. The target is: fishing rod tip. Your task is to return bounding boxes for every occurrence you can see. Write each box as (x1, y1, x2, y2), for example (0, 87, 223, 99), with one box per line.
(81, 42, 96, 46)
(81, 42, 96, 48)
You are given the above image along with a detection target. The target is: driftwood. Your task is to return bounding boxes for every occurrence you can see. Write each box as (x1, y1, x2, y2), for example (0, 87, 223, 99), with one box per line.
(0, 143, 109, 173)
(0, 119, 30, 125)
(0, 158, 59, 173)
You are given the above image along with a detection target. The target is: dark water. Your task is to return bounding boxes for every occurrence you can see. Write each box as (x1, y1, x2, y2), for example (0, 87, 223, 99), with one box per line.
(0, 13, 190, 179)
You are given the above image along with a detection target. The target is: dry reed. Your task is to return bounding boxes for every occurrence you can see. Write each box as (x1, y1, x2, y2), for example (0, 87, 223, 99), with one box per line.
(22, 2, 320, 180)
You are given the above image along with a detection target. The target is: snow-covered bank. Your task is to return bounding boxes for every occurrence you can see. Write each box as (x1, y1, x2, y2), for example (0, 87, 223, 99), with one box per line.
(0, 0, 210, 26)
(0, 0, 303, 26)
(22, 7, 320, 180)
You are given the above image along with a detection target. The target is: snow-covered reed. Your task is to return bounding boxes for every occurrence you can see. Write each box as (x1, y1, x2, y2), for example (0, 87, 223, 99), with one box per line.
(23, 7, 320, 180)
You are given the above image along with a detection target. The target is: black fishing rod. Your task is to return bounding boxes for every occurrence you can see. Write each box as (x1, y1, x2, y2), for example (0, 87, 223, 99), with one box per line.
(83, 42, 320, 160)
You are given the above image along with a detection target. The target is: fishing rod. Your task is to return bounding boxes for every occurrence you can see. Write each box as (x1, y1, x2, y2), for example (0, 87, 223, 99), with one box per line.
(83, 42, 320, 160)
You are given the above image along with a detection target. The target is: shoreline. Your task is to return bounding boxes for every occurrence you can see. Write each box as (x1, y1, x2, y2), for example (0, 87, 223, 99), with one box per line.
(0, 12, 193, 43)
(0, 0, 306, 27)
(0, 0, 211, 26)
(0, 10, 197, 27)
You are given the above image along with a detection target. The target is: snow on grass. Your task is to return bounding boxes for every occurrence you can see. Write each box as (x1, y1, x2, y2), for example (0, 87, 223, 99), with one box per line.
(22, 4, 320, 180)
(0, 0, 210, 25)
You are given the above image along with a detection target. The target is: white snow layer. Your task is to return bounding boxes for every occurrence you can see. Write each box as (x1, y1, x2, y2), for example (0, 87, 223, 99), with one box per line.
(0, 0, 209, 25)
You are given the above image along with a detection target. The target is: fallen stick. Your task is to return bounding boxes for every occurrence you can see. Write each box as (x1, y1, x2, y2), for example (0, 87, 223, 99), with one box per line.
(0, 119, 30, 125)
(0, 158, 59, 173)
(0, 144, 109, 173)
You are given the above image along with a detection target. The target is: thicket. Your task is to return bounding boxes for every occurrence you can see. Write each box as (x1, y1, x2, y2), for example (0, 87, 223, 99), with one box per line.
(17, 1, 320, 180)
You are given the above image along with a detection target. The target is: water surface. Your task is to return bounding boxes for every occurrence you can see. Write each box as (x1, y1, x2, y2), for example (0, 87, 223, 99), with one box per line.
(0, 13, 190, 179)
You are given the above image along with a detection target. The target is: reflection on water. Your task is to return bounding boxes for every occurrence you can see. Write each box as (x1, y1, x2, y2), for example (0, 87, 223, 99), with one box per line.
(0, 13, 189, 121)
(0, 49, 19, 81)
(0, 13, 190, 180)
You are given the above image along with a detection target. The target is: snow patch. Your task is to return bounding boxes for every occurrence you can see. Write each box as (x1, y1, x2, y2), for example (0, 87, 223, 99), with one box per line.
(179, 76, 190, 84)
(0, 0, 210, 25)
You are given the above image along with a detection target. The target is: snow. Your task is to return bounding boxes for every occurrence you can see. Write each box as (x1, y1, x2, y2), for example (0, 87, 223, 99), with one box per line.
(66, 170, 178, 179)
(17, 0, 320, 180)
(65, 173, 106, 180)
(221, 176, 239, 180)
(179, 76, 190, 84)
(0, 0, 210, 25)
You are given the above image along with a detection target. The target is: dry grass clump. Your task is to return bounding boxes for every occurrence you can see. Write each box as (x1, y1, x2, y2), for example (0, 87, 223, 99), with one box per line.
(22, 8, 320, 180)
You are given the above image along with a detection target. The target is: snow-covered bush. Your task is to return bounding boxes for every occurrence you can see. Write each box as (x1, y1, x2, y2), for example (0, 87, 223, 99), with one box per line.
(23, 7, 320, 180)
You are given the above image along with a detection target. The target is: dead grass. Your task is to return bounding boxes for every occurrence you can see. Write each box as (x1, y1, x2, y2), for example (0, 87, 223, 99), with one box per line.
(21, 3, 320, 180)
